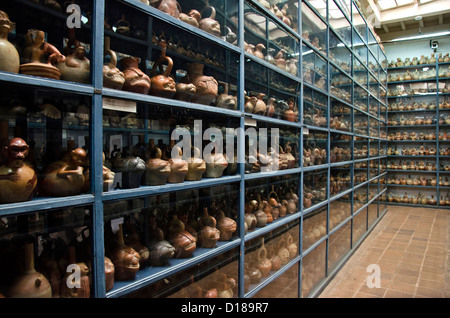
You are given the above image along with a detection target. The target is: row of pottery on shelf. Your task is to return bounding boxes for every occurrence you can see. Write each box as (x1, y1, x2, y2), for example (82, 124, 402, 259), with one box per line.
(387, 192, 450, 206)
(387, 160, 437, 171)
(244, 93, 298, 121)
(245, 43, 298, 75)
(389, 53, 450, 68)
(388, 131, 438, 141)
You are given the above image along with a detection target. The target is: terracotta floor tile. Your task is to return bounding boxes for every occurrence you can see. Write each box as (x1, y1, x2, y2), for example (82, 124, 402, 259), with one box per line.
(384, 289, 414, 298)
(415, 286, 444, 298)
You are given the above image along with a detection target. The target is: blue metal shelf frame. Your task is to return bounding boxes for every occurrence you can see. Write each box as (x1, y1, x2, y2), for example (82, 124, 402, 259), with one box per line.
(0, 0, 390, 298)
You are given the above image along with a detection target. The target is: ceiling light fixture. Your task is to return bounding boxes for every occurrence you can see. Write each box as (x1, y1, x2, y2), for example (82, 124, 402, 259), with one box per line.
(391, 31, 450, 41)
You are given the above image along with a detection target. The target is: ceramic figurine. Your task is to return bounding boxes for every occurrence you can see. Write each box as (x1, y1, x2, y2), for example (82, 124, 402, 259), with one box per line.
(110, 224, 140, 281)
(185, 62, 218, 105)
(39, 148, 86, 197)
(144, 145, 171, 185)
(203, 151, 228, 178)
(149, 39, 177, 98)
(104, 257, 115, 292)
(150, 0, 181, 18)
(103, 37, 125, 90)
(57, 33, 90, 84)
(0, 11, 20, 73)
(20, 29, 66, 79)
(167, 145, 188, 183)
(174, 82, 197, 102)
(120, 56, 151, 94)
(0, 138, 37, 204)
(168, 215, 197, 258)
(60, 246, 90, 298)
(179, 9, 201, 27)
(6, 241, 52, 298)
(147, 218, 175, 266)
(199, 7, 221, 37)
(185, 146, 206, 181)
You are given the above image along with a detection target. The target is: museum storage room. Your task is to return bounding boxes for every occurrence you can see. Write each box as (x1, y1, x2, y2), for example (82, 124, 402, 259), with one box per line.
(0, 0, 390, 299)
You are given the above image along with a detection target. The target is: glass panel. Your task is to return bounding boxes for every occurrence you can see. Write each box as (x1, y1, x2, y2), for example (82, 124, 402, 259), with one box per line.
(329, 1, 352, 47)
(354, 160, 368, 186)
(329, 31, 352, 76)
(354, 85, 368, 113)
(352, 208, 367, 244)
(253, 262, 299, 298)
(330, 65, 352, 103)
(367, 195, 378, 226)
(104, 183, 240, 294)
(353, 31, 367, 67)
(0, 1, 94, 84)
(369, 158, 379, 180)
(354, 185, 368, 212)
(302, 43, 328, 91)
(354, 111, 368, 136)
(302, 206, 327, 252)
(329, 196, 351, 230)
(354, 136, 368, 160)
(331, 98, 352, 132)
(245, 174, 300, 232)
(303, 129, 328, 166)
(330, 132, 352, 164)
(330, 164, 351, 197)
(244, 220, 299, 294)
(301, 240, 326, 297)
(0, 83, 91, 204)
(301, 2, 327, 55)
(245, 59, 301, 120)
(369, 117, 379, 138)
(304, 169, 328, 209)
(352, 3, 367, 42)
(369, 97, 379, 118)
(328, 219, 351, 271)
(0, 207, 93, 298)
(303, 87, 328, 128)
(355, 65, 368, 89)
(124, 248, 239, 298)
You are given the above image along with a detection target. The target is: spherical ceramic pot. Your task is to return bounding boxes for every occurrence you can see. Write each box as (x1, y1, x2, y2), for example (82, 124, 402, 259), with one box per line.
(119, 56, 151, 94)
(57, 43, 90, 84)
(186, 62, 218, 105)
(144, 147, 171, 185)
(0, 11, 20, 73)
(149, 40, 177, 98)
(204, 152, 228, 178)
(199, 7, 221, 37)
(150, 0, 181, 18)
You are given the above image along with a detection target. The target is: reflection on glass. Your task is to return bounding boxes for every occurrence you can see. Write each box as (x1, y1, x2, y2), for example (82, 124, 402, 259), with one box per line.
(330, 133, 352, 163)
(368, 200, 378, 227)
(330, 65, 352, 103)
(244, 221, 299, 294)
(329, 197, 351, 231)
(303, 87, 328, 127)
(302, 44, 328, 91)
(330, 165, 351, 197)
(303, 130, 327, 166)
(328, 219, 351, 271)
(330, 31, 352, 75)
(352, 208, 367, 244)
(304, 169, 327, 209)
(354, 185, 368, 211)
(253, 263, 299, 298)
(301, 240, 326, 297)
(352, 2, 366, 42)
(301, 2, 327, 55)
(331, 99, 352, 132)
(0, 207, 92, 298)
(329, 1, 352, 46)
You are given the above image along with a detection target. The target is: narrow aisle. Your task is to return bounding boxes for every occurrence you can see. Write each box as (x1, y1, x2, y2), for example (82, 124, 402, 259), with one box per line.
(319, 207, 450, 298)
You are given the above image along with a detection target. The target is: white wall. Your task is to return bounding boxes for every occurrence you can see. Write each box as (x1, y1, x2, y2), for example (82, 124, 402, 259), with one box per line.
(383, 36, 450, 62)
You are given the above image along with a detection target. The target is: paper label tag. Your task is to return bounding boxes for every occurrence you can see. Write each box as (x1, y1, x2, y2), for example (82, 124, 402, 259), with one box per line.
(111, 217, 124, 233)
(103, 97, 137, 113)
(245, 118, 257, 127)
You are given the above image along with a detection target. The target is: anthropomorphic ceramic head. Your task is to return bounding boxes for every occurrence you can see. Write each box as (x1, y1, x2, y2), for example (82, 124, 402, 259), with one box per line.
(4, 137, 29, 169)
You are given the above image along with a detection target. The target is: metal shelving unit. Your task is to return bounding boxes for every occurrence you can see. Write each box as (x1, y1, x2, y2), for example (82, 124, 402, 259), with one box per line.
(0, 0, 388, 299)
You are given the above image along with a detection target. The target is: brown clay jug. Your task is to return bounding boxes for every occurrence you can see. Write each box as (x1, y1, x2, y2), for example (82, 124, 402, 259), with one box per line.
(103, 37, 125, 90)
(186, 62, 218, 105)
(0, 11, 20, 73)
(60, 246, 90, 298)
(268, 245, 281, 271)
(168, 215, 197, 258)
(57, 30, 90, 84)
(6, 241, 52, 298)
(144, 145, 171, 185)
(256, 239, 272, 277)
(104, 257, 115, 292)
(150, 0, 181, 18)
(119, 56, 151, 94)
(199, 7, 221, 37)
(253, 93, 267, 115)
(110, 224, 141, 281)
(215, 209, 237, 241)
(0, 138, 37, 204)
(277, 238, 290, 265)
(167, 145, 188, 183)
(185, 146, 206, 181)
(286, 233, 297, 259)
(150, 39, 177, 98)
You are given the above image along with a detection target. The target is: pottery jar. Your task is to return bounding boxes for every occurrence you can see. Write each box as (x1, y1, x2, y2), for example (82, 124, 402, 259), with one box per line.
(204, 152, 228, 178)
(103, 37, 125, 90)
(199, 7, 221, 37)
(216, 210, 237, 241)
(104, 257, 115, 292)
(110, 224, 141, 281)
(6, 241, 52, 298)
(186, 62, 218, 105)
(58, 40, 90, 84)
(150, 40, 177, 98)
(120, 56, 151, 94)
(167, 146, 188, 183)
(168, 215, 197, 258)
(0, 138, 37, 203)
(277, 239, 290, 265)
(150, 0, 181, 18)
(268, 246, 282, 272)
(0, 11, 20, 73)
(256, 240, 272, 277)
(144, 146, 171, 185)
(253, 93, 267, 115)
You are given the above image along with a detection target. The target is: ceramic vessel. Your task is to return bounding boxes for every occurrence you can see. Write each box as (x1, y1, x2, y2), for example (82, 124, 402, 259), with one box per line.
(186, 63, 218, 105)
(199, 7, 221, 37)
(120, 56, 151, 94)
(0, 11, 20, 73)
(215, 210, 236, 241)
(57, 34, 90, 84)
(60, 246, 90, 298)
(185, 147, 206, 181)
(144, 146, 171, 185)
(104, 257, 115, 292)
(150, 0, 181, 18)
(0, 138, 37, 203)
(203, 152, 228, 178)
(20, 29, 65, 79)
(168, 215, 197, 258)
(150, 39, 177, 98)
(167, 146, 188, 183)
(256, 239, 272, 277)
(110, 224, 141, 281)
(6, 241, 52, 298)
(103, 37, 125, 89)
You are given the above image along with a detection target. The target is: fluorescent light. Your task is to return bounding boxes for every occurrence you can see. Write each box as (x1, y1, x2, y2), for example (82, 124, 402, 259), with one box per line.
(419, 0, 433, 3)
(396, 0, 414, 5)
(391, 31, 450, 41)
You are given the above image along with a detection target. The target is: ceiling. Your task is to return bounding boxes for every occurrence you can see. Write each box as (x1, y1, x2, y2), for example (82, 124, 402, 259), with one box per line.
(357, 0, 450, 42)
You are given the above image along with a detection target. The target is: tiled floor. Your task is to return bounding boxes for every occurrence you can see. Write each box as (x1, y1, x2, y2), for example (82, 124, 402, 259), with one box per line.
(319, 206, 450, 298)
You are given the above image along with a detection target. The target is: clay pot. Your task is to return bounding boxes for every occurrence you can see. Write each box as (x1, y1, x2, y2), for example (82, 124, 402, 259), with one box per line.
(60, 246, 90, 298)
(254, 43, 265, 59)
(199, 7, 221, 37)
(253, 93, 267, 115)
(167, 146, 188, 183)
(39, 148, 86, 197)
(215, 210, 237, 241)
(277, 239, 290, 265)
(286, 234, 297, 259)
(104, 257, 115, 292)
(0, 11, 20, 73)
(179, 9, 201, 27)
(186, 63, 218, 105)
(268, 246, 281, 271)
(203, 152, 228, 178)
(256, 239, 272, 277)
(57, 34, 90, 84)
(119, 56, 151, 94)
(174, 82, 197, 102)
(110, 224, 141, 281)
(284, 100, 297, 122)
(168, 215, 197, 258)
(103, 37, 125, 89)
(0, 138, 37, 203)
(244, 95, 257, 113)
(149, 39, 177, 98)
(144, 146, 171, 185)
(6, 241, 52, 298)
(198, 225, 220, 248)
(150, 0, 181, 18)
(185, 147, 206, 181)
(20, 29, 65, 79)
